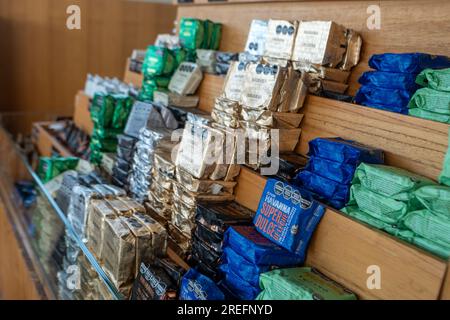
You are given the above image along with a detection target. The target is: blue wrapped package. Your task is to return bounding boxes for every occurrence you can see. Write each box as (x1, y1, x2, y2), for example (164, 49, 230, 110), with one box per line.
(219, 264, 261, 300)
(224, 225, 304, 266)
(369, 53, 450, 74)
(306, 156, 356, 184)
(221, 246, 272, 287)
(308, 137, 384, 166)
(253, 179, 325, 257)
(179, 268, 225, 300)
(355, 85, 413, 110)
(295, 171, 350, 209)
(358, 71, 420, 92)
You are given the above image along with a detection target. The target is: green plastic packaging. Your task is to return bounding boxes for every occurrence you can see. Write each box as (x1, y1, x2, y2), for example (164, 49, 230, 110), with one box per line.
(91, 94, 115, 128)
(348, 184, 410, 224)
(202, 20, 214, 49)
(353, 163, 434, 201)
(408, 87, 450, 115)
(409, 107, 450, 124)
(257, 267, 357, 300)
(112, 96, 134, 130)
(439, 128, 450, 187)
(142, 45, 176, 77)
(416, 68, 450, 92)
(179, 18, 205, 50)
(90, 137, 117, 153)
(403, 209, 450, 247)
(37, 157, 79, 183)
(414, 185, 450, 219)
(412, 235, 450, 259)
(210, 23, 222, 50)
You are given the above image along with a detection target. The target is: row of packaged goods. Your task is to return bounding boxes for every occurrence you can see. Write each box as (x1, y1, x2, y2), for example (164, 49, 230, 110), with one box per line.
(28, 16, 450, 300)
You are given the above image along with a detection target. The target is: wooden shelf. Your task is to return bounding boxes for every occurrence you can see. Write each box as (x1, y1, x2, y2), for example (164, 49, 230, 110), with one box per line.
(32, 122, 74, 157)
(74, 91, 94, 136)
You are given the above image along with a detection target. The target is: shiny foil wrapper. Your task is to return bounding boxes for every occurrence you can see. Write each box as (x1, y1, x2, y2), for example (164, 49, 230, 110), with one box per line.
(87, 199, 117, 261)
(222, 61, 247, 102)
(171, 212, 196, 238)
(167, 223, 192, 258)
(213, 97, 240, 115)
(340, 29, 362, 71)
(118, 197, 146, 214)
(175, 168, 236, 194)
(172, 182, 200, 209)
(211, 109, 240, 128)
(154, 149, 176, 179)
(144, 202, 171, 227)
(150, 179, 173, 202)
(293, 63, 350, 84)
(106, 198, 136, 217)
(264, 19, 298, 60)
(147, 191, 172, 220)
(102, 216, 136, 293)
(309, 78, 349, 94)
(152, 169, 174, 191)
(279, 69, 310, 113)
(133, 212, 168, 258)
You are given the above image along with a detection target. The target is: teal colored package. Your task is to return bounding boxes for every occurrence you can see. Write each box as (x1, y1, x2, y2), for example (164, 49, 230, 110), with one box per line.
(254, 179, 325, 257)
(179, 268, 225, 300)
(224, 225, 304, 266)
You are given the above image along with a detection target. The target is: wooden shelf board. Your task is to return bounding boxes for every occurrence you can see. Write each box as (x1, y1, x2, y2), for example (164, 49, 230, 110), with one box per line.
(33, 122, 74, 157)
(74, 91, 94, 136)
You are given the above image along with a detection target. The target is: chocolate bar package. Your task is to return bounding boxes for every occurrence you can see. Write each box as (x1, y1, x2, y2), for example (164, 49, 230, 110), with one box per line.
(87, 199, 117, 260)
(168, 223, 192, 258)
(292, 21, 347, 67)
(176, 168, 236, 194)
(179, 268, 225, 300)
(153, 90, 199, 108)
(245, 19, 269, 57)
(124, 101, 160, 139)
(191, 236, 221, 267)
(133, 212, 168, 257)
(222, 61, 247, 102)
(102, 216, 136, 295)
(195, 201, 254, 235)
(155, 258, 186, 286)
(67, 186, 99, 239)
(169, 62, 203, 96)
(264, 20, 298, 60)
(131, 262, 178, 300)
(254, 179, 325, 258)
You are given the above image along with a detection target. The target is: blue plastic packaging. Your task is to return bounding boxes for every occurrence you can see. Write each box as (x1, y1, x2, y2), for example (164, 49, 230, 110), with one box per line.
(224, 225, 304, 266)
(253, 179, 325, 257)
(306, 156, 356, 184)
(179, 268, 225, 300)
(355, 85, 413, 110)
(307, 137, 384, 166)
(219, 264, 261, 300)
(358, 71, 420, 92)
(295, 170, 350, 209)
(369, 53, 450, 74)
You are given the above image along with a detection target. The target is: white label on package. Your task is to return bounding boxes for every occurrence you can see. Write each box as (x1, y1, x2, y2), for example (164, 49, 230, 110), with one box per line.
(169, 62, 203, 96)
(245, 19, 269, 56)
(124, 101, 155, 138)
(222, 61, 247, 102)
(292, 21, 333, 64)
(264, 20, 298, 60)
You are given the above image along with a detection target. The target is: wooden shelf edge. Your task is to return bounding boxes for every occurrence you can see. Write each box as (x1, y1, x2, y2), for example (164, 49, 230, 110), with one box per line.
(33, 122, 74, 158)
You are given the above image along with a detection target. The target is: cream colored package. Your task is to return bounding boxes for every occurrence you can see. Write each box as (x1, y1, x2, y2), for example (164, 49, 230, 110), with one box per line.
(87, 199, 117, 260)
(154, 90, 199, 108)
(154, 147, 176, 178)
(133, 212, 168, 258)
(118, 197, 146, 214)
(340, 29, 363, 71)
(101, 216, 136, 294)
(106, 198, 136, 217)
(222, 61, 247, 102)
(293, 63, 350, 83)
(240, 62, 285, 111)
(264, 19, 298, 60)
(292, 21, 347, 66)
(169, 62, 203, 96)
(245, 19, 269, 57)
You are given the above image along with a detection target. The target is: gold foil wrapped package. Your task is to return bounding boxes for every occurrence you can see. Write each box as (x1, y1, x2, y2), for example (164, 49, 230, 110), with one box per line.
(147, 191, 172, 221)
(211, 109, 240, 128)
(222, 61, 247, 102)
(122, 215, 155, 277)
(264, 20, 298, 60)
(340, 29, 362, 71)
(154, 148, 176, 179)
(213, 97, 240, 115)
(168, 223, 192, 254)
(293, 63, 350, 84)
(106, 198, 136, 217)
(102, 216, 136, 295)
(279, 70, 310, 113)
(145, 202, 171, 227)
(293, 21, 347, 67)
(150, 180, 173, 202)
(173, 182, 200, 208)
(133, 212, 168, 258)
(118, 197, 146, 214)
(153, 90, 199, 108)
(240, 62, 286, 111)
(87, 199, 117, 261)
(168, 62, 203, 96)
(176, 123, 226, 179)
(175, 168, 237, 194)
(171, 211, 196, 238)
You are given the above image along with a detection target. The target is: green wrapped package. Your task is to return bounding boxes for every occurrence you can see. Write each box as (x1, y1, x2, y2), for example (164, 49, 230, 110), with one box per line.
(37, 157, 79, 183)
(257, 267, 357, 300)
(341, 206, 415, 241)
(416, 68, 450, 92)
(439, 128, 450, 187)
(112, 96, 134, 130)
(408, 87, 450, 115)
(142, 45, 176, 77)
(179, 18, 205, 50)
(93, 126, 123, 140)
(353, 163, 434, 201)
(210, 23, 222, 50)
(90, 149, 104, 165)
(202, 20, 214, 49)
(91, 94, 115, 128)
(403, 209, 450, 247)
(139, 82, 156, 102)
(90, 137, 117, 153)
(412, 235, 450, 259)
(172, 48, 187, 66)
(409, 107, 450, 124)
(415, 185, 450, 219)
(348, 184, 410, 224)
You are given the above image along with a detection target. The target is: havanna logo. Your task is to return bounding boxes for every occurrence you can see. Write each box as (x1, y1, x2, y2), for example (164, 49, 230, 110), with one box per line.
(187, 280, 207, 300)
(273, 180, 312, 209)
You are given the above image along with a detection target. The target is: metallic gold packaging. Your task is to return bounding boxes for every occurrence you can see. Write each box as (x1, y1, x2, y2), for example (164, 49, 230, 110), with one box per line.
(154, 148, 176, 179)
(118, 197, 146, 214)
(175, 167, 237, 194)
(150, 179, 173, 202)
(152, 168, 174, 191)
(102, 216, 136, 295)
(213, 97, 240, 115)
(264, 20, 298, 60)
(173, 182, 200, 209)
(340, 29, 362, 71)
(144, 202, 170, 227)
(147, 191, 172, 221)
(171, 211, 196, 238)
(167, 223, 192, 258)
(87, 199, 117, 261)
(133, 212, 168, 258)
(293, 63, 350, 84)
(211, 109, 240, 128)
(106, 198, 135, 217)
(222, 61, 247, 102)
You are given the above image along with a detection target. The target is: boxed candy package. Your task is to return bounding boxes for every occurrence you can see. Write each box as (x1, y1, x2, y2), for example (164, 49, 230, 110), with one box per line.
(180, 269, 225, 300)
(264, 19, 298, 61)
(245, 19, 269, 57)
(254, 179, 325, 258)
(169, 62, 203, 96)
(131, 262, 178, 300)
(222, 61, 248, 102)
(87, 199, 117, 260)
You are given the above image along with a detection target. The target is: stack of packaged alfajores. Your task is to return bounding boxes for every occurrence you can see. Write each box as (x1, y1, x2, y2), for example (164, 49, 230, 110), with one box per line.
(196, 49, 239, 75)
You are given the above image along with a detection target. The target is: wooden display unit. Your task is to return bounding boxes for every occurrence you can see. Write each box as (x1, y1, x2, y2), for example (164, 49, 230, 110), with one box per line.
(32, 122, 74, 158)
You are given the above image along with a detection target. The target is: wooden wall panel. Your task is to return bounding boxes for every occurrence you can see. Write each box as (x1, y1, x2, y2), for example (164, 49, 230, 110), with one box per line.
(178, 0, 450, 96)
(0, 0, 177, 135)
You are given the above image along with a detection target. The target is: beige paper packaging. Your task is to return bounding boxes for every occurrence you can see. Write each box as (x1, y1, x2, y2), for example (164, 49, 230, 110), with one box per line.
(154, 90, 199, 108)
(222, 61, 247, 102)
(106, 198, 136, 217)
(240, 62, 285, 111)
(87, 199, 117, 260)
(340, 29, 363, 71)
(133, 212, 168, 257)
(292, 21, 347, 67)
(169, 62, 203, 96)
(102, 216, 136, 294)
(264, 19, 298, 60)
(175, 167, 237, 194)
